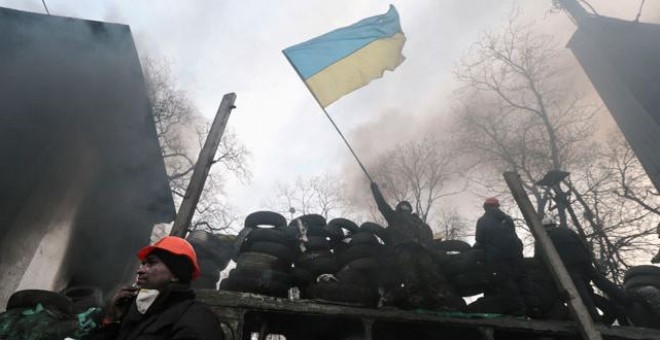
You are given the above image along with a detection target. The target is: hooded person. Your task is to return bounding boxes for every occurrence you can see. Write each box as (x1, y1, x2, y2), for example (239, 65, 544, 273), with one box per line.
(534, 217, 628, 321)
(84, 236, 223, 340)
(370, 182, 433, 245)
(370, 182, 464, 311)
(474, 197, 539, 316)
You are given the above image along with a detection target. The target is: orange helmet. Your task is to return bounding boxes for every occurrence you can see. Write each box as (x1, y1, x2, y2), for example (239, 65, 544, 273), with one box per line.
(137, 236, 201, 280)
(484, 197, 500, 207)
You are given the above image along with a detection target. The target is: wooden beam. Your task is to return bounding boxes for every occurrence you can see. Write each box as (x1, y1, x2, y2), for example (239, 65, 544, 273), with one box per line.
(197, 290, 660, 339)
(503, 172, 602, 340)
(555, 0, 589, 26)
(170, 93, 237, 237)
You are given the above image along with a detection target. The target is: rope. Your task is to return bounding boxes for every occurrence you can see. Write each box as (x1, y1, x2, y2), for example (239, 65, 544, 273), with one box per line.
(635, 0, 646, 22)
(578, 0, 599, 16)
(41, 0, 50, 14)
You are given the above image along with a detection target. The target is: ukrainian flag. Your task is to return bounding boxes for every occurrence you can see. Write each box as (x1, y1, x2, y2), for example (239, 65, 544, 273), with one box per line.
(283, 5, 406, 108)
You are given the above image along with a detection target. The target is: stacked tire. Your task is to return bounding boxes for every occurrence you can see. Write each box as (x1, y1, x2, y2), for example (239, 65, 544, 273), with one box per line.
(432, 240, 489, 298)
(285, 214, 340, 294)
(220, 211, 297, 297)
(305, 221, 385, 307)
(186, 230, 234, 289)
(623, 265, 660, 328)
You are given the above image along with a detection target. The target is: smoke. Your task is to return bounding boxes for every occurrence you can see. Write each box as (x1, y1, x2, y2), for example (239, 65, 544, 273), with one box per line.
(0, 7, 174, 303)
(340, 1, 660, 225)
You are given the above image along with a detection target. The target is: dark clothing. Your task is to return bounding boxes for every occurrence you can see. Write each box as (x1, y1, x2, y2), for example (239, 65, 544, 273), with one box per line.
(534, 226, 628, 319)
(85, 284, 222, 340)
(475, 206, 539, 314)
(370, 183, 433, 245)
(474, 206, 523, 261)
(534, 226, 591, 266)
(381, 242, 465, 310)
(484, 258, 538, 314)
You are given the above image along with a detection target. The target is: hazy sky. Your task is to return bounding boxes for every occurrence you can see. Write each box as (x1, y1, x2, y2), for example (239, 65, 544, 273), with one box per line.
(2, 0, 658, 226)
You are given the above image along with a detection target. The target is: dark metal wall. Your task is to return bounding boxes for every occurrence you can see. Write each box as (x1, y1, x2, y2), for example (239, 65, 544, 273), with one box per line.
(0, 7, 175, 300)
(568, 16, 660, 191)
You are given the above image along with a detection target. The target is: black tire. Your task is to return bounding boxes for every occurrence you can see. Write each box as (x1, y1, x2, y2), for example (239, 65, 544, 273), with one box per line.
(221, 268, 292, 297)
(450, 271, 489, 297)
(297, 249, 334, 263)
(328, 217, 358, 237)
(336, 245, 380, 266)
(625, 265, 660, 281)
(304, 236, 331, 251)
(232, 227, 253, 260)
(627, 301, 658, 328)
(305, 257, 338, 275)
(296, 251, 338, 274)
(244, 211, 287, 229)
(289, 214, 326, 228)
(343, 257, 379, 271)
(243, 241, 297, 262)
(60, 286, 103, 313)
(431, 239, 472, 253)
(327, 218, 359, 234)
(291, 266, 316, 286)
(236, 251, 291, 272)
(444, 249, 485, 276)
(623, 274, 660, 290)
(331, 241, 350, 255)
(245, 227, 297, 246)
(359, 222, 389, 244)
(336, 266, 372, 285)
(7, 289, 72, 314)
(324, 223, 347, 241)
(349, 232, 381, 246)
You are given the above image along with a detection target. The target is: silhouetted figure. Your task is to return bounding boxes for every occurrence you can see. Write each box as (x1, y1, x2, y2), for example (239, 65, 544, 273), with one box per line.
(535, 217, 628, 320)
(370, 182, 433, 245)
(370, 182, 463, 311)
(475, 197, 538, 316)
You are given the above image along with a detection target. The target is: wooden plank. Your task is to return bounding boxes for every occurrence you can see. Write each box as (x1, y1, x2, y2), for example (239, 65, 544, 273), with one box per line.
(503, 172, 602, 340)
(196, 290, 660, 339)
(170, 93, 237, 237)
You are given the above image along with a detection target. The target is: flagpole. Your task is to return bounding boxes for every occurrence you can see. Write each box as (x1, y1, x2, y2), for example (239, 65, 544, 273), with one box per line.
(283, 52, 374, 183)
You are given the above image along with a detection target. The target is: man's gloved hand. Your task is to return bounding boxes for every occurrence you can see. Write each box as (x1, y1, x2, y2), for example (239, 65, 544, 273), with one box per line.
(103, 286, 138, 324)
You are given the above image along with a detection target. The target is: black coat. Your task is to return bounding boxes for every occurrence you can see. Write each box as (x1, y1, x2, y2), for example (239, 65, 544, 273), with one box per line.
(534, 226, 592, 267)
(474, 206, 523, 261)
(86, 283, 222, 340)
(371, 184, 433, 245)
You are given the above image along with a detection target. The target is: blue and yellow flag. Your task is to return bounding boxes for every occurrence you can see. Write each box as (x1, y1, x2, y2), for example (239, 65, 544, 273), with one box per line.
(283, 5, 406, 108)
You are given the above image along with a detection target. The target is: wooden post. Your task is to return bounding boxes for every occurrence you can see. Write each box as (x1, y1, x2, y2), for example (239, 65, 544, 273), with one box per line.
(555, 0, 589, 25)
(170, 93, 237, 237)
(503, 172, 602, 340)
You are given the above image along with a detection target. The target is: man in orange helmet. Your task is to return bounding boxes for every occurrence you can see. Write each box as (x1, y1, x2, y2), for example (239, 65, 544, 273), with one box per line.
(85, 236, 222, 339)
(475, 197, 539, 316)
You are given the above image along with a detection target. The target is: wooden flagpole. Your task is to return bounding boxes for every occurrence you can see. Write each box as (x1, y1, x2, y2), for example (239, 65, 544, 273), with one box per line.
(283, 52, 374, 183)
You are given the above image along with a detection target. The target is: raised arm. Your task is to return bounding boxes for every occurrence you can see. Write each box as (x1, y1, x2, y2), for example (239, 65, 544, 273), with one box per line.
(370, 182, 395, 220)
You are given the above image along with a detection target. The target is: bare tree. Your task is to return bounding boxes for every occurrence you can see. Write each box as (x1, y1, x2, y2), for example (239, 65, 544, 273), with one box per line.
(437, 207, 472, 241)
(142, 58, 250, 232)
(370, 136, 463, 229)
(268, 173, 355, 221)
(452, 19, 659, 281)
(454, 19, 596, 217)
